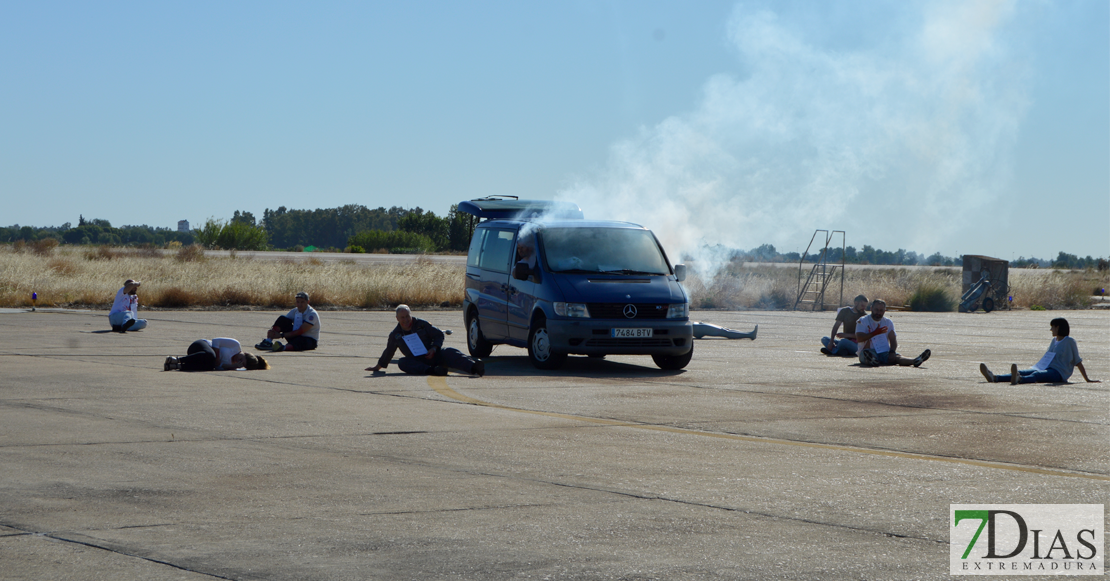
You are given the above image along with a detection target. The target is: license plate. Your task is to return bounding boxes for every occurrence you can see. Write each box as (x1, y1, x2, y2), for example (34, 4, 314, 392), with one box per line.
(611, 328, 653, 338)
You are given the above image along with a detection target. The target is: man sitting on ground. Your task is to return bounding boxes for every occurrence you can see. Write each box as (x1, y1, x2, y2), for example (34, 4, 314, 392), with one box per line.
(108, 279, 148, 333)
(366, 305, 485, 377)
(256, 291, 320, 352)
(855, 299, 931, 367)
(821, 294, 868, 356)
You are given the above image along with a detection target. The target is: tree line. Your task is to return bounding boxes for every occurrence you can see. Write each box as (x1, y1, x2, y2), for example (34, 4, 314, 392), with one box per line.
(201, 204, 477, 252)
(3, 209, 1104, 270)
(0, 216, 195, 247)
(2, 205, 478, 254)
(706, 244, 1108, 270)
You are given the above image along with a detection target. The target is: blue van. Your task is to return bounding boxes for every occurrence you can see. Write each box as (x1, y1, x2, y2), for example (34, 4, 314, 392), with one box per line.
(460, 197, 693, 370)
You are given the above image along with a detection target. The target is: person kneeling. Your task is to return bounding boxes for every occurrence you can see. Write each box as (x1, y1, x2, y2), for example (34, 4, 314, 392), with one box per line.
(366, 305, 485, 377)
(165, 338, 269, 371)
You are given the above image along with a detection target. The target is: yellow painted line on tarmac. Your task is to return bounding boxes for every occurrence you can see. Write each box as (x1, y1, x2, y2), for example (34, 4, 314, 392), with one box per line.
(427, 376, 1110, 482)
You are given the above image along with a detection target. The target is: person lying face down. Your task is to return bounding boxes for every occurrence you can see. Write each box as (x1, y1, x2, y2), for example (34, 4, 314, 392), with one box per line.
(164, 338, 269, 371)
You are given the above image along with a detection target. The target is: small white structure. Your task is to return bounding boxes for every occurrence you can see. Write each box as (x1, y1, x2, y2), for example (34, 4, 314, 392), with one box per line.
(177, 220, 190, 232)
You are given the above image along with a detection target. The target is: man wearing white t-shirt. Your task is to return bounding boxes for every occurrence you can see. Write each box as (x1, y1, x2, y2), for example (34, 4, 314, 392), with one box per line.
(256, 291, 320, 352)
(854, 299, 931, 367)
(108, 279, 148, 332)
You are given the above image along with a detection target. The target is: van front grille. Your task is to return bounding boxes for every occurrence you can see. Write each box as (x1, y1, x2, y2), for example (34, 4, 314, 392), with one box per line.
(587, 303, 670, 319)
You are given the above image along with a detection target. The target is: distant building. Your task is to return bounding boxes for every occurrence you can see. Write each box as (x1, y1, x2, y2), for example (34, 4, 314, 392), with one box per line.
(177, 220, 190, 232)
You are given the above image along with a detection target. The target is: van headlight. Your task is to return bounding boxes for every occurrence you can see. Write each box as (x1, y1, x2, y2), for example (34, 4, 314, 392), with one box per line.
(667, 303, 688, 319)
(554, 302, 590, 318)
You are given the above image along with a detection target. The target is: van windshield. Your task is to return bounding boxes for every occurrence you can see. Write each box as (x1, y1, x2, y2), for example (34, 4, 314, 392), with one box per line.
(540, 227, 670, 275)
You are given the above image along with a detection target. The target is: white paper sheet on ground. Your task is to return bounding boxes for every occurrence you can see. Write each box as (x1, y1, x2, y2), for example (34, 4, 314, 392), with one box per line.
(1032, 352, 1055, 371)
(403, 333, 428, 356)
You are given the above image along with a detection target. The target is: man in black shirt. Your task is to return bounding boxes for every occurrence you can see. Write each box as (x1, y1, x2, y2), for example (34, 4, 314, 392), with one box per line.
(821, 294, 868, 356)
(366, 305, 485, 376)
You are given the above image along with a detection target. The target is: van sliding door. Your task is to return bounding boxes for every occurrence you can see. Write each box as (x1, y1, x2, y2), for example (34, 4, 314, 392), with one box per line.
(475, 228, 515, 341)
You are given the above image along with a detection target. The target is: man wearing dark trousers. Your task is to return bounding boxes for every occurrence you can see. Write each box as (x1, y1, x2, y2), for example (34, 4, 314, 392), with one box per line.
(256, 291, 320, 352)
(366, 305, 485, 376)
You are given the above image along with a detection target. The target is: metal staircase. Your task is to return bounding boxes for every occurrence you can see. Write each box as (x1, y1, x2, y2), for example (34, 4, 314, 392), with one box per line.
(793, 230, 846, 311)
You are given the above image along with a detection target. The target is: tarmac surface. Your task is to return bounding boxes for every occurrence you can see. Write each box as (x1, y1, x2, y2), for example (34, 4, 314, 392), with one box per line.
(1, 308, 1107, 580)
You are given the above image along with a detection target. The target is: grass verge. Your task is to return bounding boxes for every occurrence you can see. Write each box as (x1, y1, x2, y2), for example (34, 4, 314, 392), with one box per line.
(1, 245, 1105, 310)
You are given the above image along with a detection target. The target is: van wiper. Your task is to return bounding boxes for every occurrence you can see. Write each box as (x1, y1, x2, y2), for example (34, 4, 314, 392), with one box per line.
(598, 269, 664, 275)
(552, 268, 601, 274)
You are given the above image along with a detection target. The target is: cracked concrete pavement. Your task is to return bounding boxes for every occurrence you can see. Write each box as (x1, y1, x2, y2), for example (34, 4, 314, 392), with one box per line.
(1, 308, 1106, 580)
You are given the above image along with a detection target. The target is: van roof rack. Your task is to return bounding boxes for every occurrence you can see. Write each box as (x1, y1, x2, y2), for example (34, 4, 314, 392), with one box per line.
(458, 198, 583, 220)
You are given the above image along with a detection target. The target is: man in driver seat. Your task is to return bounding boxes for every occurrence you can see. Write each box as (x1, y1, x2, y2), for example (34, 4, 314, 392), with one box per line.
(514, 233, 539, 281)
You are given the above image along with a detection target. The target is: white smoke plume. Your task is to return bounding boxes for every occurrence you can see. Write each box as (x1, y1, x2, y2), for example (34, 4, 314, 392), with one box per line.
(558, 1, 1029, 273)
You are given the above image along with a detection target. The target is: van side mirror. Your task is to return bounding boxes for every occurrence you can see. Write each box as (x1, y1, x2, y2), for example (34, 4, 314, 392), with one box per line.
(674, 264, 687, 282)
(513, 262, 532, 281)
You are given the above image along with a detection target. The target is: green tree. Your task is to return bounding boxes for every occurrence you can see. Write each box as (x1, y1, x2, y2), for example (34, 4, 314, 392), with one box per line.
(446, 204, 476, 251)
(231, 210, 257, 227)
(195, 218, 268, 250)
(397, 208, 449, 250)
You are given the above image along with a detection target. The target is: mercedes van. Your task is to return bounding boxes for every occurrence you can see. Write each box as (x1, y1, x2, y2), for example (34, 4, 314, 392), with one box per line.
(460, 197, 693, 370)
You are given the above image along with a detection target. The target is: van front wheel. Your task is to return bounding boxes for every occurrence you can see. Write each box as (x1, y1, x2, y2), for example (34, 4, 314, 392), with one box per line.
(467, 313, 493, 358)
(652, 343, 693, 370)
(528, 319, 566, 370)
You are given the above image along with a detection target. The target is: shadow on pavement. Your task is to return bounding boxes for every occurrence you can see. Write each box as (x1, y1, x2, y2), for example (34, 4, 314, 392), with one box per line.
(476, 354, 686, 378)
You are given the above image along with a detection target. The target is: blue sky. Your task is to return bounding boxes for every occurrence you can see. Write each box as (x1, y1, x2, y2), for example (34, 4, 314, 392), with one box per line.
(2, 0, 1107, 261)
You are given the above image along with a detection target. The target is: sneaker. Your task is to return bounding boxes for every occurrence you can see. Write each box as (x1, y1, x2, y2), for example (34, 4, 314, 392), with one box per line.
(271, 341, 285, 352)
(121, 319, 136, 333)
(111, 325, 122, 332)
(820, 347, 833, 355)
(430, 366, 448, 376)
(255, 339, 273, 350)
(979, 363, 995, 383)
(861, 349, 878, 367)
(164, 356, 178, 371)
(1010, 363, 1020, 385)
(913, 349, 931, 367)
(472, 360, 485, 377)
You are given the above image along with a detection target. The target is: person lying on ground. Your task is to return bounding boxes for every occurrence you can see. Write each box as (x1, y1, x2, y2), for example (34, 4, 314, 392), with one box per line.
(979, 317, 1099, 385)
(165, 338, 270, 371)
(854, 299, 931, 367)
(366, 304, 485, 377)
(256, 291, 320, 352)
(108, 279, 148, 333)
(821, 294, 868, 356)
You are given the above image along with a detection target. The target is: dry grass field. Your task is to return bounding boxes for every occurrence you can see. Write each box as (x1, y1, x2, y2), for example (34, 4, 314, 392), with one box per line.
(686, 261, 1107, 311)
(1, 245, 462, 310)
(1, 244, 1105, 311)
